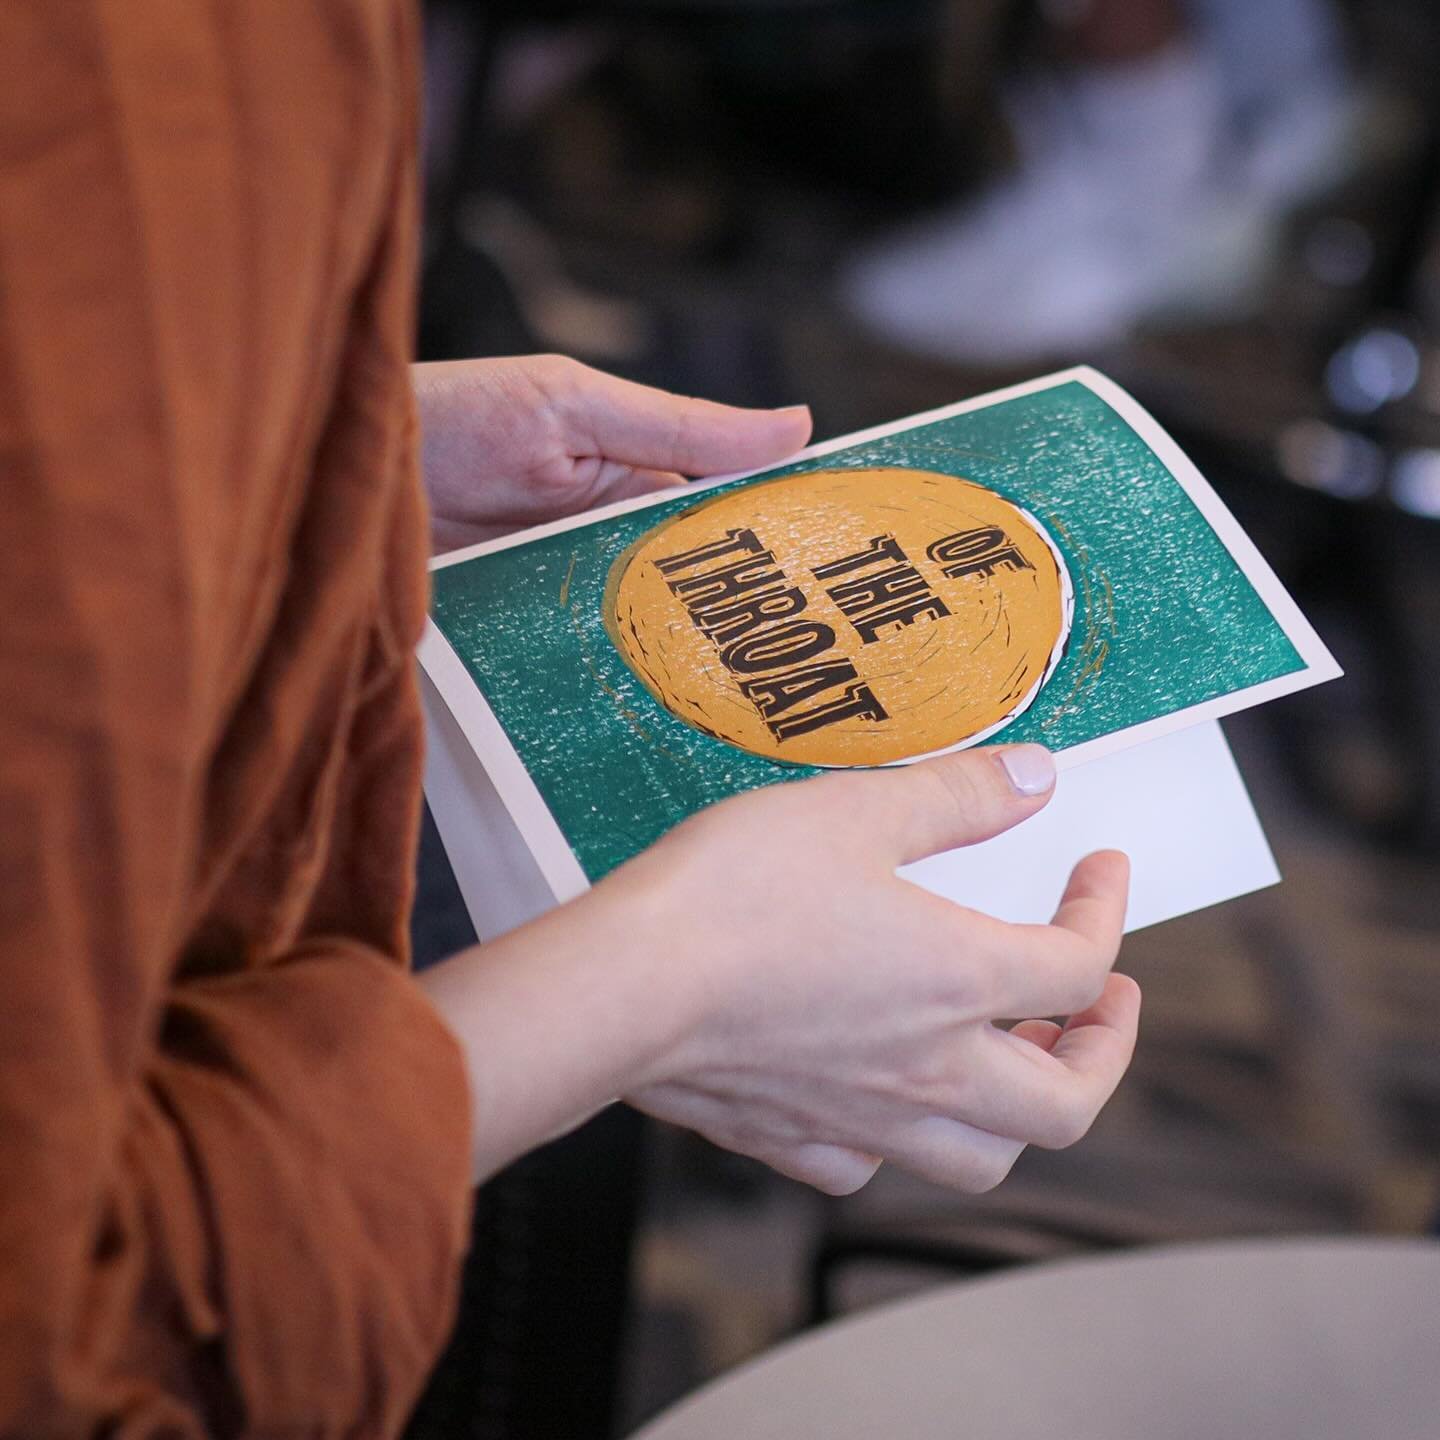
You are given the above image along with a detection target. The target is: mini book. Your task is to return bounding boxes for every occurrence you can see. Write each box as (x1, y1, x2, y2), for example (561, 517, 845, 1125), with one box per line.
(418, 367, 1341, 941)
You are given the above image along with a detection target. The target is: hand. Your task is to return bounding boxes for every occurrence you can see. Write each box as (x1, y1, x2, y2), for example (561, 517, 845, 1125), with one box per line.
(414, 355, 813, 552)
(612, 744, 1139, 1195)
(419, 743, 1139, 1194)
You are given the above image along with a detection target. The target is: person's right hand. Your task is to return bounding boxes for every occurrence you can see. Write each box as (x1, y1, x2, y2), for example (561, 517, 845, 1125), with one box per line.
(610, 743, 1139, 1196)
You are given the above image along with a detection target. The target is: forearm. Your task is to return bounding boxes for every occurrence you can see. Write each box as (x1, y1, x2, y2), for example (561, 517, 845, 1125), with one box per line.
(0, 946, 473, 1435)
(417, 879, 700, 1183)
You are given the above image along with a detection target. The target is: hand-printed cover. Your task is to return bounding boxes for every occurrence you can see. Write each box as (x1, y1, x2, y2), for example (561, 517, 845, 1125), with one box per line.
(425, 369, 1336, 884)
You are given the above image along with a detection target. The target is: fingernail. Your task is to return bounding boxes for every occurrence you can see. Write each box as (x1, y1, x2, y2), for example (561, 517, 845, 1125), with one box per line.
(772, 404, 811, 419)
(999, 744, 1056, 797)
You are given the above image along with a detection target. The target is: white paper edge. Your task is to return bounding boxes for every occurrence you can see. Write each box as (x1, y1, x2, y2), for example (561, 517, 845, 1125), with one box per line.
(418, 624, 586, 905)
(419, 365, 1340, 893)
(898, 719, 1281, 932)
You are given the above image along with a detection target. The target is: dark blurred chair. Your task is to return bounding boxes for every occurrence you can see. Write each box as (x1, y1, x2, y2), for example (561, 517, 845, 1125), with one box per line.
(418, 0, 947, 366)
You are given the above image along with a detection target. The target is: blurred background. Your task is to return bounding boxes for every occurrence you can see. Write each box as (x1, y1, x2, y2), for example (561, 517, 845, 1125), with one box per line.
(404, 2, 1440, 1436)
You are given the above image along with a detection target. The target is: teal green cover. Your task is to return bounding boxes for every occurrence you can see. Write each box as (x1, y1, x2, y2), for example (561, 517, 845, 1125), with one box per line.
(429, 380, 1303, 882)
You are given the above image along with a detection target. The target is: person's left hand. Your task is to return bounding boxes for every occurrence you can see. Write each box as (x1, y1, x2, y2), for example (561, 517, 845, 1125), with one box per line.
(414, 355, 813, 553)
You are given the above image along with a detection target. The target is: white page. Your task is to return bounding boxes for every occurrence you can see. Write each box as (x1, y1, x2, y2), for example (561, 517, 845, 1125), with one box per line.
(422, 659, 1275, 938)
(421, 669, 556, 943)
(901, 719, 1277, 930)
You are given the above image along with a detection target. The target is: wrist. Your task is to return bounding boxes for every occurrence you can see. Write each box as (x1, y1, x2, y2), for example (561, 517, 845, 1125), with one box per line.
(575, 859, 716, 1093)
(417, 871, 708, 1180)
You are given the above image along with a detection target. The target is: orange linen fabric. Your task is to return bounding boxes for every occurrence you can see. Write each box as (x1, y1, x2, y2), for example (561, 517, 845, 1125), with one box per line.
(0, 2, 472, 1434)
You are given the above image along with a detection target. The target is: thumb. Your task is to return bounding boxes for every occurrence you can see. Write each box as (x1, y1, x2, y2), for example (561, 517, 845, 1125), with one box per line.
(554, 361, 813, 476)
(824, 743, 1058, 865)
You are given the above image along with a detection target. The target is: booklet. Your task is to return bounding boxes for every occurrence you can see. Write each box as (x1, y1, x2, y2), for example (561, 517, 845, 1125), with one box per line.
(418, 366, 1340, 941)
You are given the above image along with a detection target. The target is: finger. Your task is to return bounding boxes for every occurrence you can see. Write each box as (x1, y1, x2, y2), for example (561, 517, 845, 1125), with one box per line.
(876, 1113, 1027, 1193)
(984, 850, 1130, 1017)
(552, 360, 813, 475)
(586, 463, 689, 504)
(952, 974, 1142, 1148)
(1008, 1019, 1063, 1052)
(618, 467, 688, 494)
(1044, 971, 1142, 1117)
(816, 743, 1058, 868)
(1049, 849, 1130, 954)
(759, 1143, 882, 1196)
(630, 1080, 881, 1195)
(1019, 972, 1142, 1150)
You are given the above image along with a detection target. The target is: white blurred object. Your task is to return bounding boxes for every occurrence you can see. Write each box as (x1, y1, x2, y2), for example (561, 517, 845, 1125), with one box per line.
(842, 0, 1360, 365)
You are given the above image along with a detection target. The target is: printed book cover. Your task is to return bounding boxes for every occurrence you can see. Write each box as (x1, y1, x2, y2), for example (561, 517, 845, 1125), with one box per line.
(418, 367, 1340, 933)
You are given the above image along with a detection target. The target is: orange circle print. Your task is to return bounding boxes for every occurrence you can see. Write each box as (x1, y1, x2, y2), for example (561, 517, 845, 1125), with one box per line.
(605, 466, 1072, 766)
